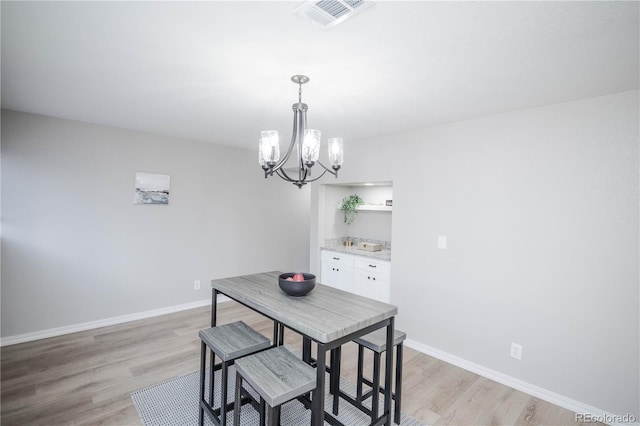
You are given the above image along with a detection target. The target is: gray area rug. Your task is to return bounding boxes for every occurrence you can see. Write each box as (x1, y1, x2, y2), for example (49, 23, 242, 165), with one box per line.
(131, 364, 426, 426)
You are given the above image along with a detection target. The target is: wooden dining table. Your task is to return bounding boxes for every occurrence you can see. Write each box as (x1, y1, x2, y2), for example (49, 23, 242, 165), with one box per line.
(210, 271, 398, 426)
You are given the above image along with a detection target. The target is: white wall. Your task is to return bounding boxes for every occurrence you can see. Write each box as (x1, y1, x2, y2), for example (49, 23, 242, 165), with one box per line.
(1, 110, 311, 339)
(322, 185, 352, 240)
(311, 91, 639, 417)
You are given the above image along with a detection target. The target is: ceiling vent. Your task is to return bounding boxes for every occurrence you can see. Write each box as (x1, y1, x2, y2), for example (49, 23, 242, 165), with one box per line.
(294, 0, 374, 28)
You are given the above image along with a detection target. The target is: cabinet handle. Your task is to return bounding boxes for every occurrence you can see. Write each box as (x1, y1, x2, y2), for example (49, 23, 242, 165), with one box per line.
(369, 264, 377, 268)
(333, 257, 340, 260)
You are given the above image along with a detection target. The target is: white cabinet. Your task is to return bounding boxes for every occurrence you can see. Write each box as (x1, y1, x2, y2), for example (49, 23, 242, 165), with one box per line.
(353, 257, 391, 303)
(321, 250, 390, 302)
(321, 251, 354, 292)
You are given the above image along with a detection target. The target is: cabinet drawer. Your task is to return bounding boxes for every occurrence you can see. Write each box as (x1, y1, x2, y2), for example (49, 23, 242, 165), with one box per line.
(354, 257, 390, 275)
(321, 250, 354, 267)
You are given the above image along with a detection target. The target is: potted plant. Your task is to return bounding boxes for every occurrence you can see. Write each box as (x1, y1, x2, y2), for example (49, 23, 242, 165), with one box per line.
(340, 194, 364, 225)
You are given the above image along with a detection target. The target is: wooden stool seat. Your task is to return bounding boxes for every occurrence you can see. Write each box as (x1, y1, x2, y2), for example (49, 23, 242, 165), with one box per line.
(199, 321, 271, 361)
(353, 328, 406, 353)
(199, 321, 271, 426)
(233, 346, 316, 426)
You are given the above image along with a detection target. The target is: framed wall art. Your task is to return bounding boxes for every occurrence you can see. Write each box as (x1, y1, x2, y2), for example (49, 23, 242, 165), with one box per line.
(134, 172, 170, 205)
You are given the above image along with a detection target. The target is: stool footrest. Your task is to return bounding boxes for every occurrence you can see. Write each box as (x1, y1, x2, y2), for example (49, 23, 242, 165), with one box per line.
(212, 390, 259, 417)
(337, 390, 390, 425)
(359, 377, 398, 401)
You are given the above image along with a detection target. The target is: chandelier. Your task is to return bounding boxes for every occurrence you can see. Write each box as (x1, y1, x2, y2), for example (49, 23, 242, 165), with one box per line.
(258, 75, 343, 188)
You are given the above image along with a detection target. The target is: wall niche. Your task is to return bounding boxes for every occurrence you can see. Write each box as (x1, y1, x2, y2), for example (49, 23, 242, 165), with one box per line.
(323, 181, 393, 243)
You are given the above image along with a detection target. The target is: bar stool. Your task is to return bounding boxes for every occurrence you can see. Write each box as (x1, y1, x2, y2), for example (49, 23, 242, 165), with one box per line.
(354, 328, 405, 424)
(233, 346, 316, 426)
(199, 321, 271, 426)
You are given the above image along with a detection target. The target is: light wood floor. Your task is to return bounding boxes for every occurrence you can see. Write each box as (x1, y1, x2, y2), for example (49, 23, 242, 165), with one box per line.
(1, 301, 590, 425)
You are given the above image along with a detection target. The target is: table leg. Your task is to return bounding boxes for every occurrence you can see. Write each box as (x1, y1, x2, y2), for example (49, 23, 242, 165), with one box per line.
(278, 323, 285, 346)
(383, 317, 394, 426)
(395, 343, 404, 424)
(332, 346, 341, 415)
(303, 336, 312, 364)
(220, 361, 228, 426)
(311, 342, 326, 426)
(371, 351, 380, 421)
(209, 350, 215, 408)
(199, 342, 206, 426)
(209, 290, 217, 424)
(211, 289, 218, 327)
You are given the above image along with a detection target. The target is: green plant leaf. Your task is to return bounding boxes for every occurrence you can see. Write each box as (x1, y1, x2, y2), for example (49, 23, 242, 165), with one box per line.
(340, 194, 364, 224)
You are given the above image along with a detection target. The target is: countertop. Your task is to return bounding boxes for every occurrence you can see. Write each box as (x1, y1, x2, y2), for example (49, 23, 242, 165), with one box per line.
(321, 243, 391, 261)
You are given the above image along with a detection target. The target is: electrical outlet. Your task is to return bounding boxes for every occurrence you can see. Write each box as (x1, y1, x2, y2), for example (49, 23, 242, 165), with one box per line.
(510, 342, 522, 360)
(194, 280, 201, 290)
(438, 235, 447, 249)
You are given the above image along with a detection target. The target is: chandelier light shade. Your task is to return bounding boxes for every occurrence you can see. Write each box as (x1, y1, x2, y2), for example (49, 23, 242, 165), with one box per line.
(258, 75, 343, 188)
(259, 130, 280, 164)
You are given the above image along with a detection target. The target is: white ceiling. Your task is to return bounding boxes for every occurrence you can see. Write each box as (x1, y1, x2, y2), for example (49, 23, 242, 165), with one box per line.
(2, 1, 638, 150)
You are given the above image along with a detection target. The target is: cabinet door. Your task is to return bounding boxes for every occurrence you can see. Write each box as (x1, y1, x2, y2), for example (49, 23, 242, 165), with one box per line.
(354, 268, 390, 303)
(321, 250, 355, 293)
(321, 262, 354, 293)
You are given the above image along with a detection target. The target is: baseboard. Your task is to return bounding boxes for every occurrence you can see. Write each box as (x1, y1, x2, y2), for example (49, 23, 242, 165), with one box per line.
(3, 306, 636, 425)
(405, 339, 639, 426)
(1, 296, 231, 347)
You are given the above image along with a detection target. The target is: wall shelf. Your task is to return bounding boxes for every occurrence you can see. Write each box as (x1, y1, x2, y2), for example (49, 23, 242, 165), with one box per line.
(356, 205, 392, 212)
(336, 204, 392, 212)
